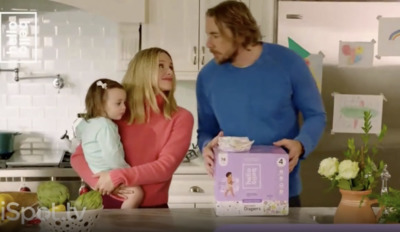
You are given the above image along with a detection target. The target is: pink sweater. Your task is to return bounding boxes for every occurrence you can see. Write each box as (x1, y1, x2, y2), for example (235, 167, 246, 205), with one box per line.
(71, 106, 194, 207)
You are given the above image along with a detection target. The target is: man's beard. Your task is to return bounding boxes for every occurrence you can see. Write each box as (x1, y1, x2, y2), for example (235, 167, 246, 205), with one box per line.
(213, 44, 240, 64)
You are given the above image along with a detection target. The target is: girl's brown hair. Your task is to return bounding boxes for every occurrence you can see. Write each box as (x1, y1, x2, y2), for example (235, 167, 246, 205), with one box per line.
(122, 47, 178, 124)
(206, 0, 262, 48)
(84, 78, 124, 120)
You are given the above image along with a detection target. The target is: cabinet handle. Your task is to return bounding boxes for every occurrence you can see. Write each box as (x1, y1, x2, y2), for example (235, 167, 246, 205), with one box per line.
(193, 46, 197, 65)
(201, 46, 205, 65)
(286, 14, 302, 19)
(189, 186, 203, 193)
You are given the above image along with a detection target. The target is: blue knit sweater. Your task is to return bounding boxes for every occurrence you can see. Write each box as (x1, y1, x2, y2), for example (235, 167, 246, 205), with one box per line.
(196, 43, 326, 197)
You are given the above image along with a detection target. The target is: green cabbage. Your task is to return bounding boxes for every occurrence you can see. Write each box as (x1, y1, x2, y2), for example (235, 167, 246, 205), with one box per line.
(37, 181, 70, 209)
(74, 191, 102, 210)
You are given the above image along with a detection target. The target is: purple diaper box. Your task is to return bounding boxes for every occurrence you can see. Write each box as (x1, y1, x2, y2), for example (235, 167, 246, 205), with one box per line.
(214, 145, 289, 216)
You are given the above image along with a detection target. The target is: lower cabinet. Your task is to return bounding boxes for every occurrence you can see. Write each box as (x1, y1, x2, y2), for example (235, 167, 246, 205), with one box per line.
(168, 174, 214, 209)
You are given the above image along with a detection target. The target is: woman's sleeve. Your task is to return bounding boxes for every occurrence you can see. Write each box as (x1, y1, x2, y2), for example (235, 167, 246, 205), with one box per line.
(109, 110, 194, 187)
(70, 145, 97, 188)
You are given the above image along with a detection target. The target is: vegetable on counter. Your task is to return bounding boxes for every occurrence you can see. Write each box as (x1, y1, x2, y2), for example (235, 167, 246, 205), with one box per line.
(37, 181, 70, 209)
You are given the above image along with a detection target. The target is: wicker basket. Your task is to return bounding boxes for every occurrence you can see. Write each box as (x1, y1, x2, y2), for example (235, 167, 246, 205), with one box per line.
(37, 206, 103, 232)
(0, 192, 38, 232)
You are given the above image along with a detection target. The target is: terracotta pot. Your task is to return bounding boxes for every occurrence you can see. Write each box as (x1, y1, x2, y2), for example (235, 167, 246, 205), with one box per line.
(334, 189, 379, 224)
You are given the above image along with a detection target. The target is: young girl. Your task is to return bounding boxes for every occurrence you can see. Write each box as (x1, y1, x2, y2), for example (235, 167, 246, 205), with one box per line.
(76, 78, 143, 209)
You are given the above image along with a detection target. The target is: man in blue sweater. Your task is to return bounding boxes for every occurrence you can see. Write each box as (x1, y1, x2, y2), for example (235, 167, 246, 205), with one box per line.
(196, 1, 326, 207)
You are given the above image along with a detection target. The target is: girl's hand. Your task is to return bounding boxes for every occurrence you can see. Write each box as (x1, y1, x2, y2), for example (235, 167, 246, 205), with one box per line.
(93, 171, 115, 195)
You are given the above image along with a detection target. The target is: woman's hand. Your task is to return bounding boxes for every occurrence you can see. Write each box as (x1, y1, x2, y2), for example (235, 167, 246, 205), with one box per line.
(93, 171, 115, 195)
(112, 185, 139, 199)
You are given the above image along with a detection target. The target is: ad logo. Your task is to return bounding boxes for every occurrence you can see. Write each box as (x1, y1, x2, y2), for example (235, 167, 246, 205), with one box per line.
(0, 12, 37, 63)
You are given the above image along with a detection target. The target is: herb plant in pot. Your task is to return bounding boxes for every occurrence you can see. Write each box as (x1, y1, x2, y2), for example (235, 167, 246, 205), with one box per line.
(318, 111, 387, 224)
(370, 187, 400, 224)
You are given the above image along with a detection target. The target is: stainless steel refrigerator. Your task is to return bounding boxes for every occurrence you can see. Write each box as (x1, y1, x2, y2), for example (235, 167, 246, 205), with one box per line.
(277, 0, 400, 206)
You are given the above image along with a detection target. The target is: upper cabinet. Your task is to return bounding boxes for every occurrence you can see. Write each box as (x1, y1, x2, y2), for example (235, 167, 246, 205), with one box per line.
(49, 0, 146, 23)
(142, 0, 276, 80)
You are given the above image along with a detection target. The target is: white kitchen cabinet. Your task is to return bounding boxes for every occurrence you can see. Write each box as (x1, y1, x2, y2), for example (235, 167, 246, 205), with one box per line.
(49, 0, 146, 23)
(144, 0, 279, 80)
(168, 174, 215, 208)
(168, 158, 214, 208)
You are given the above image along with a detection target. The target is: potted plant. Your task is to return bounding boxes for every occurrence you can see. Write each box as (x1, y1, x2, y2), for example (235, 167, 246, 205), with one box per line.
(370, 187, 400, 224)
(317, 110, 387, 223)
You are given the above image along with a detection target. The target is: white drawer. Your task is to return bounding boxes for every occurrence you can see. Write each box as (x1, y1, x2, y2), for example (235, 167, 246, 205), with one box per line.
(168, 175, 214, 204)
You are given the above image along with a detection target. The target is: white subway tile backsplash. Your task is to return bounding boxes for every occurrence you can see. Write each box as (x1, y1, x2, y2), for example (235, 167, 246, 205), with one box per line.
(2, 107, 19, 118)
(57, 25, 79, 37)
(43, 60, 55, 71)
(20, 143, 32, 149)
(32, 118, 56, 131)
(7, 119, 32, 132)
(42, 48, 57, 59)
(0, 96, 4, 108)
(0, 119, 6, 130)
(81, 48, 101, 60)
(67, 47, 82, 60)
(7, 95, 32, 107)
(81, 25, 102, 37)
(0, 0, 162, 148)
(70, 37, 92, 48)
(23, 137, 43, 143)
(43, 37, 53, 47)
(55, 48, 68, 59)
(32, 142, 51, 149)
(6, 83, 20, 95)
(23, 62, 43, 72)
(20, 83, 45, 96)
(20, 107, 44, 119)
(32, 96, 57, 107)
(31, 48, 43, 60)
(57, 95, 80, 108)
(45, 107, 68, 119)
(69, 60, 91, 72)
(53, 37, 68, 48)
(44, 84, 72, 95)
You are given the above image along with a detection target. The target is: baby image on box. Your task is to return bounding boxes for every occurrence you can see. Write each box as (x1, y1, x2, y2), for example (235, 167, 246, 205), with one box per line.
(225, 172, 235, 197)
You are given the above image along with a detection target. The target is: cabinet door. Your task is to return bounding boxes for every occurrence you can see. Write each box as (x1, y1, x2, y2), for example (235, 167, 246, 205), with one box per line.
(248, 0, 276, 43)
(198, 0, 250, 69)
(143, 0, 200, 72)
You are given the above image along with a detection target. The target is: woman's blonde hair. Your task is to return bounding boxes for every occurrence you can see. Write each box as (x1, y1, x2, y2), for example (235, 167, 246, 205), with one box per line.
(206, 0, 261, 48)
(122, 47, 178, 124)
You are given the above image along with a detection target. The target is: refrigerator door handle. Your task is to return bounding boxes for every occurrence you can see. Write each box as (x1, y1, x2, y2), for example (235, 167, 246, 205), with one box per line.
(286, 14, 302, 19)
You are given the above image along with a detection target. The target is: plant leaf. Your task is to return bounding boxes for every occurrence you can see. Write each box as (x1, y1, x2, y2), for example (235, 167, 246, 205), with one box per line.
(337, 179, 351, 190)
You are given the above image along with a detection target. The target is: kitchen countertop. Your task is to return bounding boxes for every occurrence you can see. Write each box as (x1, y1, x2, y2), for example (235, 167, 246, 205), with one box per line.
(18, 207, 400, 232)
(18, 207, 329, 232)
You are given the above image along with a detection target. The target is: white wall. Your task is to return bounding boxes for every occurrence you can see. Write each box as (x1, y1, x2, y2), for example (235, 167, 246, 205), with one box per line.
(0, 0, 199, 150)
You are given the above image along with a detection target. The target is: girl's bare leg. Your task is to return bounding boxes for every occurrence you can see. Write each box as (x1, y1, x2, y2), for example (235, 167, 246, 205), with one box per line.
(121, 186, 144, 209)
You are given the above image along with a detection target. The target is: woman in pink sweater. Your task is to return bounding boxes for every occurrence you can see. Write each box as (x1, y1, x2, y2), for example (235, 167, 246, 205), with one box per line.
(71, 47, 194, 208)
